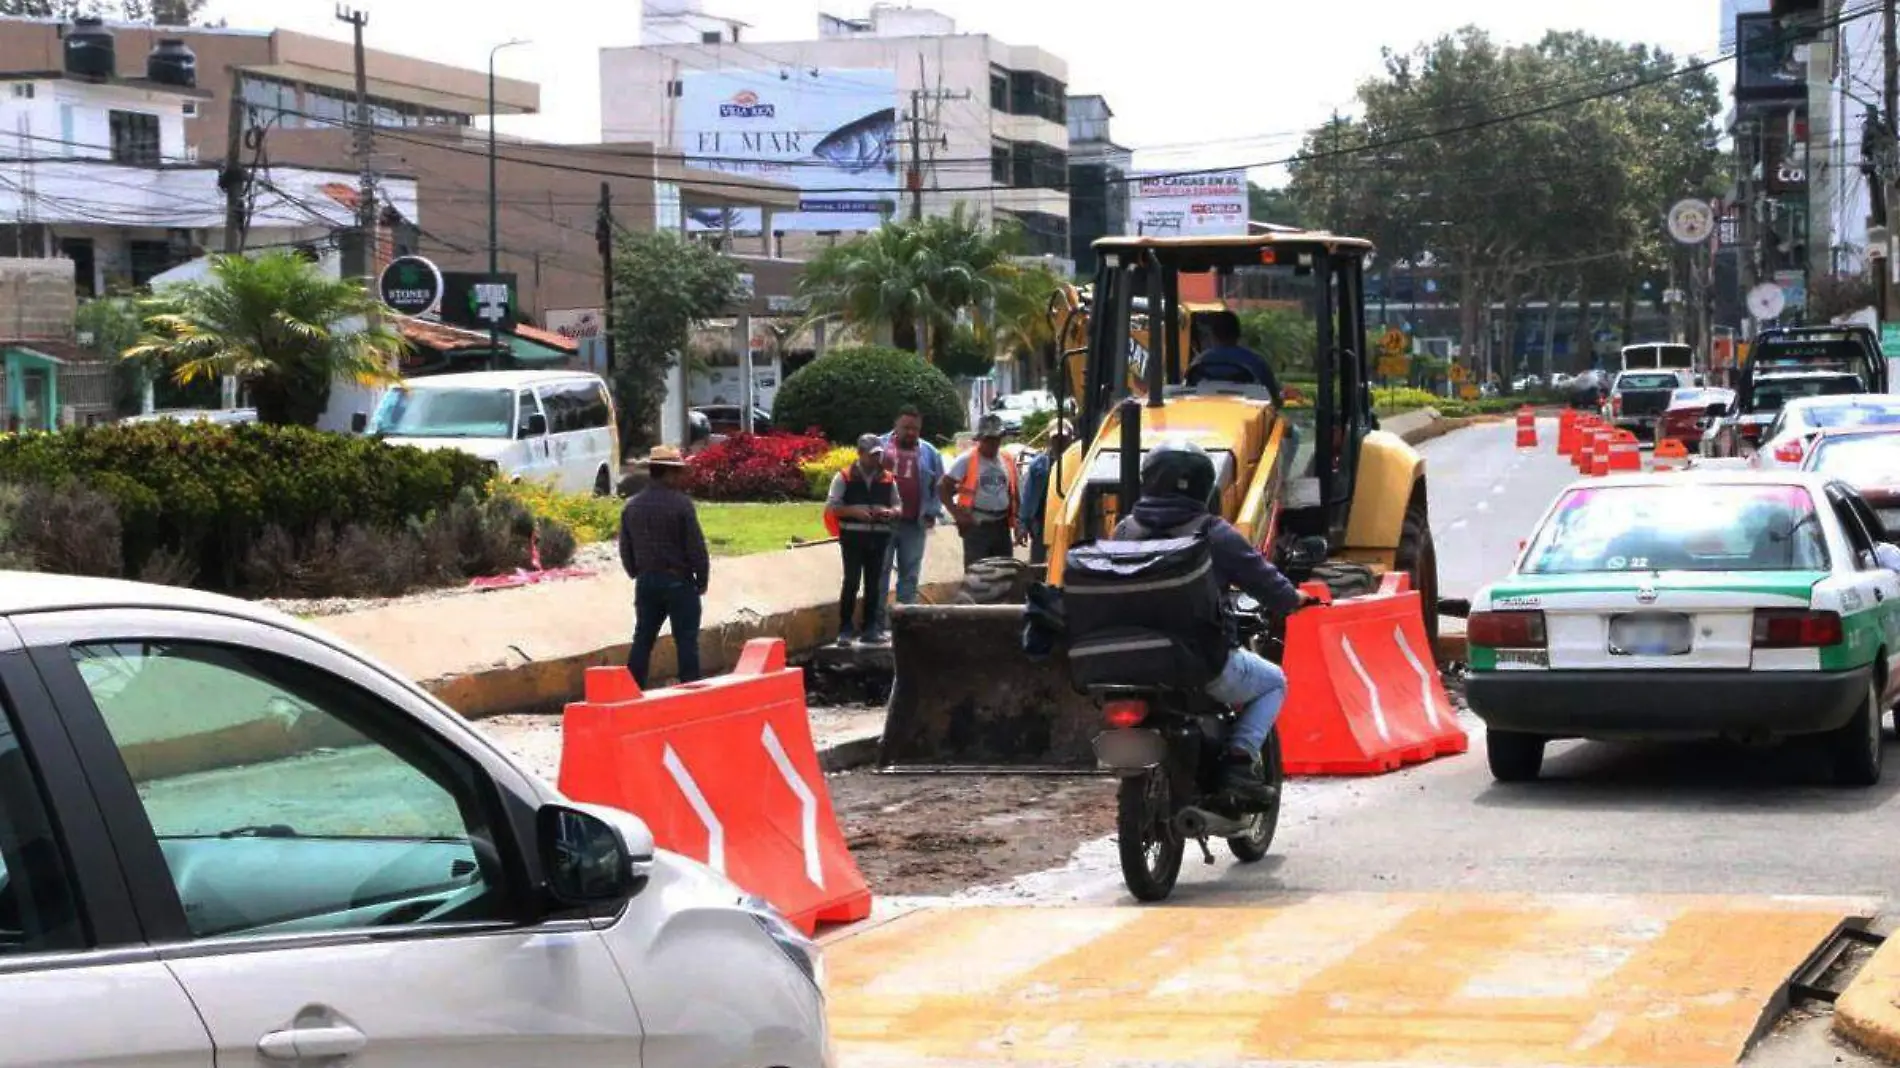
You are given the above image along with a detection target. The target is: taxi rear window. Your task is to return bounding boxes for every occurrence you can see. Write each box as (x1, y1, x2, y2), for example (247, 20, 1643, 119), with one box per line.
(1522, 484, 1829, 574)
(1616, 374, 1677, 391)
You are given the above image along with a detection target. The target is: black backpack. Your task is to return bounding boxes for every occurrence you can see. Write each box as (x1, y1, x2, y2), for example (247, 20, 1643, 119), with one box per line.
(1060, 515, 1231, 691)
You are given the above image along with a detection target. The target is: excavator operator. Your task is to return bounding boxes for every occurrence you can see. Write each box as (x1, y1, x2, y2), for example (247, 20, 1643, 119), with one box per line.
(1185, 310, 1284, 406)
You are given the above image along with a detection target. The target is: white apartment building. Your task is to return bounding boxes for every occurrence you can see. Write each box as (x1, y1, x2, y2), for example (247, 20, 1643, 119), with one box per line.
(0, 24, 417, 296)
(601, 2, 1071, 264)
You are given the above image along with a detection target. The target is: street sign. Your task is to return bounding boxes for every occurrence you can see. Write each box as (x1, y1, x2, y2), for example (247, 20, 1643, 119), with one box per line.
(1747, 282, 1787, 321)
(442, 273, 518, 333)
(1459, 384, 1481, 400)
(378, 255, 443, 317)
(1377, 354, 1410, 378)
(1449, 363, 1469, 382)
(1667, 199, 1715, 245)
(1379, 327, 1408, 359)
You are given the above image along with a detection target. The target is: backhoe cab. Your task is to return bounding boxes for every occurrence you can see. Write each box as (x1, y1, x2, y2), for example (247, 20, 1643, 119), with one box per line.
(880, 231, 1436, 772)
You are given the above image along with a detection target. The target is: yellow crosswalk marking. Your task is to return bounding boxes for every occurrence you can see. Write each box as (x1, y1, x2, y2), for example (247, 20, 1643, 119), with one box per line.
(824, 894, 1862, 1067)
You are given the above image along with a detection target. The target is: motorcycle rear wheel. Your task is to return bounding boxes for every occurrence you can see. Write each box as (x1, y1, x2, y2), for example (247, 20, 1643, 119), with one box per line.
(1117, 769, 1184, 902)
(1227, 727, 1283, 862)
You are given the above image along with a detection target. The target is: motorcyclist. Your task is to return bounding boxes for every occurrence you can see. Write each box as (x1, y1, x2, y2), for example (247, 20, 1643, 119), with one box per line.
(1112, 440, 1320, 805)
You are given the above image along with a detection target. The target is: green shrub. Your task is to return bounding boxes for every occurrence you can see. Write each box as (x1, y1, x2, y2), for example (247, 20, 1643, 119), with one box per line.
(497, 478, 621, 544)
(0, 421, 495, 586)
(0, 484, 25, 571)
(13, 483, 123, 578)
(800, 444, 858, 500)
(534, 517, 578, 569)
(772, 346, 965, 444)
(933, 326, 995, 379)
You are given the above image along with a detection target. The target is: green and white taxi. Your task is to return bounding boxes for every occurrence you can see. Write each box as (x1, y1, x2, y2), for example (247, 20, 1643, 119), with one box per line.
(1465, 471, 1900, 786)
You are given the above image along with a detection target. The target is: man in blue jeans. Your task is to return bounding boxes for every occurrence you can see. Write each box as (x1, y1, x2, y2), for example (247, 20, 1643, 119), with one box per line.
(618, 445, 710, 688)
(877, 405, 946, 609)
(1113, 441, 1319, 804)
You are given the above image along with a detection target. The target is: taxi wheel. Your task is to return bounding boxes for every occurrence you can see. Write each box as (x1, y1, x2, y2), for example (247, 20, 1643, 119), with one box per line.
(1486, 730, 1545, 783)
(1830, 676, 1884, 787)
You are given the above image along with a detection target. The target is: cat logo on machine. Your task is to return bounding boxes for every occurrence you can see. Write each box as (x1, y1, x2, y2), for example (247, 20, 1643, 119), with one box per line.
(1636, 584, 1659, 605)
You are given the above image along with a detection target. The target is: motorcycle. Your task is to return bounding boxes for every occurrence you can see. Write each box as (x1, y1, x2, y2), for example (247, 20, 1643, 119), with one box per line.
(1087, 594, 1285, 902)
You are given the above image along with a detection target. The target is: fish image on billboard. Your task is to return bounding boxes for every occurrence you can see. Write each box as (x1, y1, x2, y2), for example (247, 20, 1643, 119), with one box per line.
(689, 206, 744, 231)
(812, 107, 896, 176)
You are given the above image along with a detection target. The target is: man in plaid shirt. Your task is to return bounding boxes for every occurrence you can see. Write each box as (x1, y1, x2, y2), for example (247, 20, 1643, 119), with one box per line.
(618, 446, 710, 688)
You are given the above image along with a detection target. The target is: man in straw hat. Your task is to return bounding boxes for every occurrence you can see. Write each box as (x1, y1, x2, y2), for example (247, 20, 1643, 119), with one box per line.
(618, 445, 709, 688)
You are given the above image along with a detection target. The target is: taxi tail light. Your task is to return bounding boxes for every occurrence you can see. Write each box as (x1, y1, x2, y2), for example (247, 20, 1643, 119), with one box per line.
(1467, 610, 1547, 649)
(1773, 437, 1806, 464)
(1752, 609, 1843, 648)
(1103, 698, 1150, 729)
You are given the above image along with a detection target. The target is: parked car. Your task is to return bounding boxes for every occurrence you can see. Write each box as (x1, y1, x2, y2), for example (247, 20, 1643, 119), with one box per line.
(1567, 370, 1609, 410)
(1656, 387, 1734, 449)
(359, 371, 621, 496)
(693, 404, 774, 437)
(1801, 428, 1900, 538)
(1751, 394, 1900, 470)
(0, 572, 831, 1068)
(1704, 370, 1866, 459)
(1604, 370, 1691, 441)
(119, 408, 259, 427)
(990, 390, 1059, 433)
(1465, 471, 1900, 785)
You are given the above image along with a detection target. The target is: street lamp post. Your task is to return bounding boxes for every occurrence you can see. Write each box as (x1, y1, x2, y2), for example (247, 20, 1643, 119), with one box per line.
(489, 38, 529, 370)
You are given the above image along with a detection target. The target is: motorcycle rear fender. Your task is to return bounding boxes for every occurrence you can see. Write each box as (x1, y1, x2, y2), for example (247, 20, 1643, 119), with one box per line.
(1093, 728, 1167, 774)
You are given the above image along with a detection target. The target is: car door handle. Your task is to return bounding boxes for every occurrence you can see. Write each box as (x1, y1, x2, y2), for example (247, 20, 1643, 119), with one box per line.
(257, 1025, 367, 1061)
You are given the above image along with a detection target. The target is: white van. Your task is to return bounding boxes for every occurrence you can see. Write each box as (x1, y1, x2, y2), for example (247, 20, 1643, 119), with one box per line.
(360, 371, 622, 495)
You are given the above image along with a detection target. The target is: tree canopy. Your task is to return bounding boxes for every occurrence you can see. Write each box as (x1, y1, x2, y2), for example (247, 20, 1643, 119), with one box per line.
(609, 230, 741, 449)
(1283, 27, 1722, 368)
(1, 0, 210, 22)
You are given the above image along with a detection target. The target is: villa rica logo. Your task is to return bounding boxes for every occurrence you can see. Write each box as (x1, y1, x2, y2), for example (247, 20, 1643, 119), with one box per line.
(719, 89, 776, 119)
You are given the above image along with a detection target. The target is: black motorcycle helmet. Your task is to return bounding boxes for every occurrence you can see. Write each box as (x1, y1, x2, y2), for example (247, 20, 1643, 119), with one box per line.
(1140, 439, 1217, 504)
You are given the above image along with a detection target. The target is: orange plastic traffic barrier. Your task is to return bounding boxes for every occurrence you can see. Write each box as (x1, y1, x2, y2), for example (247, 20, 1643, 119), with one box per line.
(1608, 430, 1641, 472)
(1557, 409, 1580, 455)
(559, 639, 872, 934)
(1279, 589, 1468, 775)
(1655, 437, 1689, 460)
(1514, 407, 1538, 448)
(1588, 430, 1613, 477)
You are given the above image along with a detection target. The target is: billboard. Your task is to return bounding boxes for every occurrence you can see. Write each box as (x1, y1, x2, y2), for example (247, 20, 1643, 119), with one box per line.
(1128, 170, 1248, 237)
(1720, 0, 1770, 51)
(1735, 13, 1807, 101)
(678, 69, 898, 233)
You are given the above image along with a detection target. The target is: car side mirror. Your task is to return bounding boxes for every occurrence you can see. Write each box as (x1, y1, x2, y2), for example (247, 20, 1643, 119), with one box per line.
(350, 411, 368, 434)
(538, 802, 653, 907)
(1286, 535, 1329, 569)
(525, 412, 549, 437)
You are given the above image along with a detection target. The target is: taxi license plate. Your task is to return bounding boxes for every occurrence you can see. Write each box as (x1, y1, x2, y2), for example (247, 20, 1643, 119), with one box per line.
(1608, 613, 1692, 657)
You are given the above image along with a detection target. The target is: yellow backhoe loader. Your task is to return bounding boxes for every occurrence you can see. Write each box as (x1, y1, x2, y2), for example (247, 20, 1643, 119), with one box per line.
(882, 231, 1440, 771)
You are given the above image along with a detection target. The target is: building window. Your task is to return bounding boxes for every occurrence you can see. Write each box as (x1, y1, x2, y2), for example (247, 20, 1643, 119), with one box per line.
(60, 238, 96, 297)
(128, 240, 178, 287)
(1002, 211, 1069, 258)
(1006, 71, 1067, 125)
(655, 180, 682, 232)
(991, 143, 1010, 184)
(1008, 141, 1068, 190)
(702, 30, 722, 44)
(109, 110, 161, 166)
(989, 69, 1008, 111)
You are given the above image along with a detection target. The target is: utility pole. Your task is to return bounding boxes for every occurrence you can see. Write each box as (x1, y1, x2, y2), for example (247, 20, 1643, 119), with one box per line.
(337, 5, 374, 278)
(901, 73, 970, 223)
(1883, 0, 1898, 324)
(220, 69, 251, 254)
(597, 180, 615, 377)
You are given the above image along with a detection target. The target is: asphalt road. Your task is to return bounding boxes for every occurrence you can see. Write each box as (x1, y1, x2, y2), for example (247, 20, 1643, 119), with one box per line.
(837, 419, 1897, 1068)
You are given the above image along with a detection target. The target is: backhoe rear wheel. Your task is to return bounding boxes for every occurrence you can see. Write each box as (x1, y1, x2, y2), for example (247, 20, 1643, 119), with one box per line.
(1394, 495, 1439, 645)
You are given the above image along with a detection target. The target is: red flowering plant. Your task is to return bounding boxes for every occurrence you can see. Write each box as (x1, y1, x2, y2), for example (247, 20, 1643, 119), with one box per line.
(685, 430, 830, 501)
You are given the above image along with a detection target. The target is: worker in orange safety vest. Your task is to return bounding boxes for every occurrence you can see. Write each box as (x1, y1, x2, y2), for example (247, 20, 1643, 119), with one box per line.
(825, 433, 901, 644)
(938, 414, 1024, 569)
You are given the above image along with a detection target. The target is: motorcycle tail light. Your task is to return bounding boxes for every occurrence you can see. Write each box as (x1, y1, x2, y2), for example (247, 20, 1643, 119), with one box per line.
(1103, 698, 1149, 729)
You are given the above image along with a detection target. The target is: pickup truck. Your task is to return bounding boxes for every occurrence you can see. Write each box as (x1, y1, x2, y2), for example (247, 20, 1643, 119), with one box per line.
(1605, 370, 1690, 441)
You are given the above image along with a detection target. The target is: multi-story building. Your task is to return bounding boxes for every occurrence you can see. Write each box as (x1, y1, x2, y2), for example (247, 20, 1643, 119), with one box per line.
(1066, 94, 1129, 276)
(0, 20, 416, 295)
(600, 1, 1073, 266)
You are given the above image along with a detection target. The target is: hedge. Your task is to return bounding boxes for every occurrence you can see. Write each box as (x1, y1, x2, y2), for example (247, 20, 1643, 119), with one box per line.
(0, 421, 497, 588)
(772, 346, 965, 444)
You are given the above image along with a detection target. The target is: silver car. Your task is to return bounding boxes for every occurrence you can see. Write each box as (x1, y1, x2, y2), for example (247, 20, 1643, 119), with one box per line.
(0, 573, 830, 1068)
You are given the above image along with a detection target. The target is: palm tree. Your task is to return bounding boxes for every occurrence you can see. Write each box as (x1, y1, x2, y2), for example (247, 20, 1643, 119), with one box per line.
(799, 205, 1034, 361)
(126, 251, 407, 426)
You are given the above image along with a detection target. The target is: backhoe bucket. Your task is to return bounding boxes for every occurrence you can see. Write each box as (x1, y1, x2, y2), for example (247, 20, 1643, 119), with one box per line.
(880, 604, 1103, 772)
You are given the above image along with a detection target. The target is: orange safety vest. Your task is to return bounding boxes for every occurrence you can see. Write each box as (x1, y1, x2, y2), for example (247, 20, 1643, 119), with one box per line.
(824, 464, 898, 538)
(954, 450, 1019, 526)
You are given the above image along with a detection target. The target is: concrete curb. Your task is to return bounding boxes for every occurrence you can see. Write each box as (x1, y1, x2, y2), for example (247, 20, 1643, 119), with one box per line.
(1836, 932, 1900, 1062)
(817, 733, 884, 773)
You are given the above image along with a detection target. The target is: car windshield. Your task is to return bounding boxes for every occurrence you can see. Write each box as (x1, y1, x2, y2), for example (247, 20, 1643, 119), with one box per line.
(1797, 399, 1900, 429)
(1617, 374, 1677, 391)
(1522, 483, 1829, 574)
(369, 387, 515, 439)
(1809, 434, 1900, 485)
(1753, 376, 1864, 412)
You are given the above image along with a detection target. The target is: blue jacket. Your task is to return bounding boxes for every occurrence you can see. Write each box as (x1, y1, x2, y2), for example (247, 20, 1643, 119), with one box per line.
(1116, 496, 1304, 616)
(1020, 449, 1054, 534)
(878, 433, 946, 522)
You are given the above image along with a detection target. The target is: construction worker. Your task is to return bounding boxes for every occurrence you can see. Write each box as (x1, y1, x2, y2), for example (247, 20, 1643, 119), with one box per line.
(824, 433, 901, 645)
(1019, 427, 1071, 565)
(940, 414, 1023, 568)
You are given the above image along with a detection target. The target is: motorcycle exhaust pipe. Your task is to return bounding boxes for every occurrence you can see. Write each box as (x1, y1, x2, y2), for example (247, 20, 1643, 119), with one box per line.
(1173, 806, 1249, 840)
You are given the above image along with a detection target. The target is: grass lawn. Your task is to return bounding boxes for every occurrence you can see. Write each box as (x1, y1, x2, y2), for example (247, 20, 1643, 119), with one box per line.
(698, 501, 829, 557)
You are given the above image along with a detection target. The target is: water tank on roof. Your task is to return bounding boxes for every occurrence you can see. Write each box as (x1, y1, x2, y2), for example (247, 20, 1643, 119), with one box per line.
(146, 39, 197, 89)
(63, 17, 116, 81)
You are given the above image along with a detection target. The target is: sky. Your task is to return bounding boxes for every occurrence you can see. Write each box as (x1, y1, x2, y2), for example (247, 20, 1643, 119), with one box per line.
(199, 0, 1719, 185)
